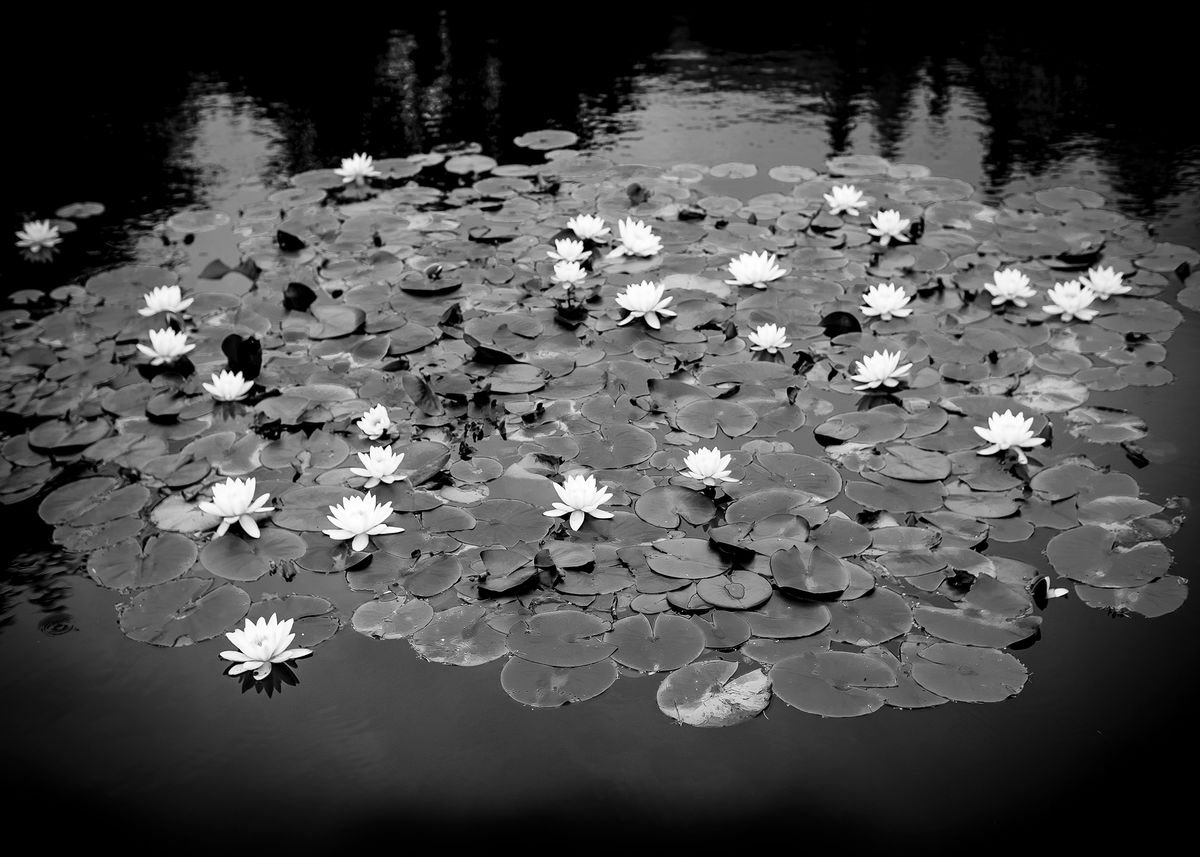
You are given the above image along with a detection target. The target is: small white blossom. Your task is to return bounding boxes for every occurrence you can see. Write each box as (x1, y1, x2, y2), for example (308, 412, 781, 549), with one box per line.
(15, 220, 62, 253)
(198, 477, 274, 538)
(985, 268, 1037, 308)
(220, 614, 312, 681)
(137, 328, 196, 365)
(547, 238, 591, 263)
(867, 210, 911, 246)
(747, 323, 791, 354)
(334, 153, 381, 184)
(725, 251, 788, 288)
(606, 217, 662, 258)
(679, 447, 738, 486)
(544, 473, 614, 531)
(350, 446, 406, 489)
(357, 404, 392, 440)
(202, 370, 254, 402)
(1080, 265, 1131, 299)
(615, 281, 675, 329)
(823, 184, 866, 216)
(848, 349, 913, 391)
(860, 282, 913, 321)
(974, 409, 1045, 464)
(552, 260, 588, 287)
(567, 214, 610, 241)
(1042, 280, 1098, 322)
(139, 285, 194, 317)
(324, 493, 404, 551)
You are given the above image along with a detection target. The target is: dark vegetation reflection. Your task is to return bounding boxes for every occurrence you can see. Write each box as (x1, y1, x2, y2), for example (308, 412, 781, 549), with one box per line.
(5, 13, 1197, 291)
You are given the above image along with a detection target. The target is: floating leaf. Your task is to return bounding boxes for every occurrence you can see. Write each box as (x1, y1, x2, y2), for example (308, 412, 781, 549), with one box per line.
(117, 578, 249, 646)
(657, 661, 771, 727)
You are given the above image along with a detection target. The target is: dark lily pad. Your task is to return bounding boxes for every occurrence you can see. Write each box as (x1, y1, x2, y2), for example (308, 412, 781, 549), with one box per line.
(607, 613, 706, 673)
(908, 641, 1028, 703)
(88, 533, 197, 591)
(771, 546, 849, 599)
(1046, 525, 1171, 588)
(117, 578, 249, 646)
(771, 651, 897, 717)
(506, 610, 614, 667)
(352, 597, 435, 639)
(199, 530, 308, 582)
(501, 657, 618, 708)
(410, 604, 508, 666)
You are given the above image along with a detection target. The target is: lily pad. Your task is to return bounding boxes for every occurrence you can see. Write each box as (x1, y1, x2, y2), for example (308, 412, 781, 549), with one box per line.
(117, 578, 249, 646)
(656, 661, 772, 727)
(501, 658, 618, 708)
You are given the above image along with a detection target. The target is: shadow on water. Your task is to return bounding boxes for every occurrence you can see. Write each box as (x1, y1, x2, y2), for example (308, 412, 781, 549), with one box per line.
(2, 11, 1198, 849)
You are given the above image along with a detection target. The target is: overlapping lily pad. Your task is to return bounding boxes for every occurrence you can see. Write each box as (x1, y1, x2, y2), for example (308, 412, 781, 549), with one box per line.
(0, 141, 1190, 722)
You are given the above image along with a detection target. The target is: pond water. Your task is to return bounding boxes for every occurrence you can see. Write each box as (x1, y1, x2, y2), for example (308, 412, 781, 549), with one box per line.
(3, 15, 1198, 848)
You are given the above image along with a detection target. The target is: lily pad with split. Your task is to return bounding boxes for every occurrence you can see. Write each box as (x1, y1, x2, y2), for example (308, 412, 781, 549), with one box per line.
(607, 613, 706, 673)
(117, 578, 250, 646)
(352, 597, 435, 639)
(506, 610, 614, 667)
(410, 604, 508, 666)
(501, 657, 618, 708)
(771, 650, 897, 717)
(908, 640, 1028, 703)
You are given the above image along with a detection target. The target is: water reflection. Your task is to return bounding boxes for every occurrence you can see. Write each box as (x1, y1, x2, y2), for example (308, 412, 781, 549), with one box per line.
(7, 15, 1196, 289)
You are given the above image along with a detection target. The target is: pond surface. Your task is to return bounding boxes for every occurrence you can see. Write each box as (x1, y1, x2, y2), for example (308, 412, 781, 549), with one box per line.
(2, 15, 1198, 849)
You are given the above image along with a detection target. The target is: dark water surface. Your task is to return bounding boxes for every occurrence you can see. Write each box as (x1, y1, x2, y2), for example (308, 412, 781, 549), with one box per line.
(3, 15, 1198, 848)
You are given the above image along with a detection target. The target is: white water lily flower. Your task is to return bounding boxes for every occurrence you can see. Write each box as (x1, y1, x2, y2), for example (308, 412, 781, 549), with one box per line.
(747, 323, 791, 354)
(544, 473, 614, 531)
(860, 282, 913, 320)
(848, 349, 913, 390)
(725, 251, 788, 288)
(202, 370, 254, 402)
(606, 217, 662, 258)
(1033, 575, 1070, 600)
(867, 209, 911, 246)
(220, 614, 312, 681)
(615, 280, 676, 329)
(334, 152, 381, 184)
(357, 404, 392, 440)
(1080, 265, 1130, 299)
(138, 284, 194, 317)
(823, 184, 866, 216)
(974, 409, 1045, 464)
(350, 445, 406, 489)
(324, 492, 404, 551)
(552, 260, 588, 287)
(1042, 280, 1098, 322)
(547, 238, 591, 263)
(567, 213, 610, 241)
(679, 447, 738, 486)
(15, 220, 62, 253)
(985, 268, 1037, 307)
(136, 328, 196, 365)
(198, 477, 273, 538)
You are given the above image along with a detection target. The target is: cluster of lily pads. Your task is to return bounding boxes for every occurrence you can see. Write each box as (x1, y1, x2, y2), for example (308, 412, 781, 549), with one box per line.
(0, 136, 1192, 720)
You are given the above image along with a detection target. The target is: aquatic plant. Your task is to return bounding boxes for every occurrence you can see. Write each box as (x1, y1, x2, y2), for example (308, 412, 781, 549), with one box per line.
(614, 281, 675, 329)
(220, 613, 312, 680)
(725, 251, 788, 288)
(544, 474, 614, 531)
(14, 220, 61, 253)
(1, 141, 1191, 723)
(198, 477, 273, 538)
